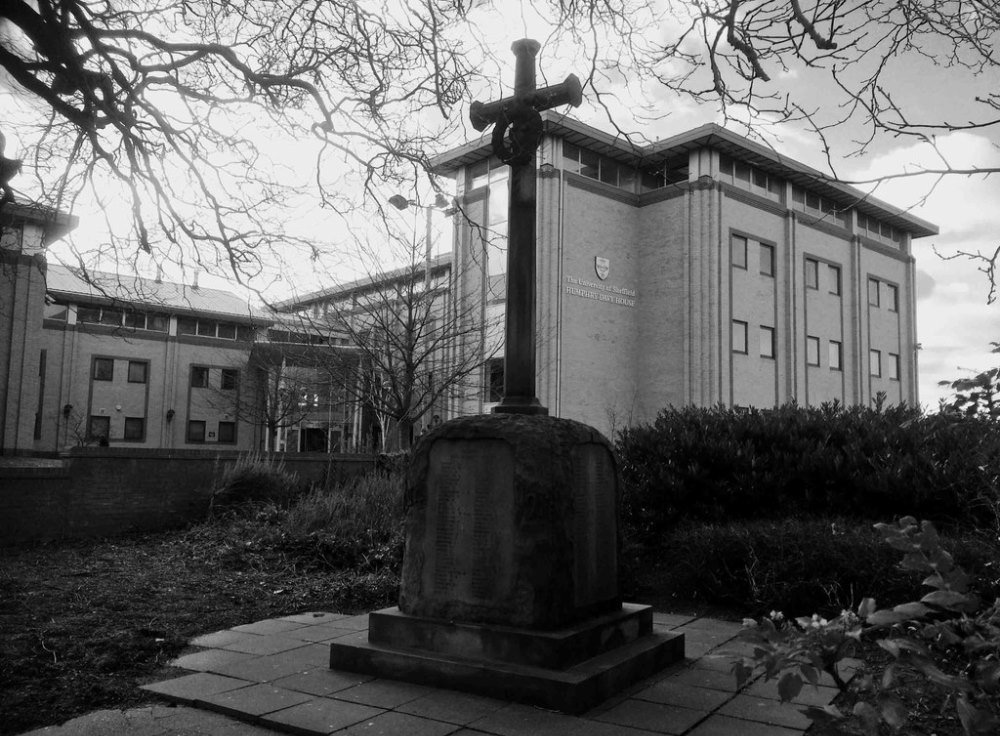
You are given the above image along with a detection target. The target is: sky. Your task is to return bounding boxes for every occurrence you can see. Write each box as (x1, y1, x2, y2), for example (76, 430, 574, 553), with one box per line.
(3, 2, 999, 410)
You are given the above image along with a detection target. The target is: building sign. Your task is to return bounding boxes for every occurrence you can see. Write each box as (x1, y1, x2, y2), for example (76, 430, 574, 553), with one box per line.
(564, 275, 636, 307)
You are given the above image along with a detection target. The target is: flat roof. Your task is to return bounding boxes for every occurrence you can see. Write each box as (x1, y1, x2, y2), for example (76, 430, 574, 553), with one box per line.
(432, 115, 938, 238)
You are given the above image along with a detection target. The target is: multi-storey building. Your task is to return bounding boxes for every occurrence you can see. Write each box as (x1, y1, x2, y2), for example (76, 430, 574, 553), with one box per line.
(434, 116, 937, 433)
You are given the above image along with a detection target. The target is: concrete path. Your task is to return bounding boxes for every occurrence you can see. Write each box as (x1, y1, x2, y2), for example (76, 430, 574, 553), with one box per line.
(21, 611, 849, 736)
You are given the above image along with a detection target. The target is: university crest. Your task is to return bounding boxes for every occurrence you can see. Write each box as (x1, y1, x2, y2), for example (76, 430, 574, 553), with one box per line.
(594, 256, 610, 280)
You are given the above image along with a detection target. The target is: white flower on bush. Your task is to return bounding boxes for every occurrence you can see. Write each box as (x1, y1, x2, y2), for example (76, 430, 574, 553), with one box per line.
(796, 613, 829, 629)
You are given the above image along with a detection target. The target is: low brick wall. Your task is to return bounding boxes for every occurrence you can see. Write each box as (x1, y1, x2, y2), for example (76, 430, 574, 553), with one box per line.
(0, 449, 376, 546)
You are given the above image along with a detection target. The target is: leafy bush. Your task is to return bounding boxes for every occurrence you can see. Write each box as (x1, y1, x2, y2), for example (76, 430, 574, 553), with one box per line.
(632, 517, 999, 617)
(618, 403, 1000, 539)
(210, 452, 302, 513)
(736, 518, 1000, 735)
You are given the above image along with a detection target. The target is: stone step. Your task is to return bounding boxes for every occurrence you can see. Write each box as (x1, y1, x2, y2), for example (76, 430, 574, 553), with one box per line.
(329, 627, 684, 715)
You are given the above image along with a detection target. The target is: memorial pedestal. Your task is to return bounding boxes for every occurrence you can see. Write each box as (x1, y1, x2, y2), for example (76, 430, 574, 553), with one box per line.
(329, 414, 683, 714)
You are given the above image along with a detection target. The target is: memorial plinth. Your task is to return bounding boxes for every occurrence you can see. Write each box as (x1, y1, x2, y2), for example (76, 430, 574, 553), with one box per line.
(329, 414, 684, 714)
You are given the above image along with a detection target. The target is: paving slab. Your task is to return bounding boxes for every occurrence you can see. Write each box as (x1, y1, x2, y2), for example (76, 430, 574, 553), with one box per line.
(140, 672, 252, 704)
(122, 611, 820, 736)
(232, 618, 309, 636)
(338, 711, 462, 736)
(218, 633, 311, 655)
(273, 667, 375, 696)
(397, 690, 510, 725)
(285, 624, 364, 642)
(717, 694, 813, 729)
(686, 714, 802, 736)
(200, 682, 313, 718)
(331, 679, 435, 709)
(632, 680, 733, 710)
(279, 611, 350, 625)
(593, 699, 706, 734)
(168, 647, 257, 673)
(259, 697, 385, 734)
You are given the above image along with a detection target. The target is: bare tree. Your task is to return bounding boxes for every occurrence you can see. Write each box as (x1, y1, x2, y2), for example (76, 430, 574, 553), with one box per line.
(0, 0, 480, 283)
(284, 228, 500, 452)
(3, 1, 997, 288)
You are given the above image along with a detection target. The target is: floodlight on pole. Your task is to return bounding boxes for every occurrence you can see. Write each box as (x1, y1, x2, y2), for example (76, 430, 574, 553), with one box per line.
(387, 194, 455, 289)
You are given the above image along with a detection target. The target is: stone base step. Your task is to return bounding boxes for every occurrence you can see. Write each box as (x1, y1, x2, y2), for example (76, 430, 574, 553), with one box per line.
(329, 619, 684, 714)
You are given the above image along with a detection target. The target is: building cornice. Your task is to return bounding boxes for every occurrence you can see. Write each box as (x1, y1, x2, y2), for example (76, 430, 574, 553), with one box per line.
(431, 114, 938, 239)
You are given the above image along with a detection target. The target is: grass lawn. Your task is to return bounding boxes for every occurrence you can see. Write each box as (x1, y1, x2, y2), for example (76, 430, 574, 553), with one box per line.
(0, 527, 398, 735)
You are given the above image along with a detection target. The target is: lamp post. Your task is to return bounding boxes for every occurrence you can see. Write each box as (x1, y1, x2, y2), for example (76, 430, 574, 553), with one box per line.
(388, 193, 453, 290)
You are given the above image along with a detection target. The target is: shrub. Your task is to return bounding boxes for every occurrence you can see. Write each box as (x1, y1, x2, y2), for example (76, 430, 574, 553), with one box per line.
(210, 452, 301, 513)
(736, 518, 1000, 735)
(634, 517, 1000, 617)
(618, 403, 1000, 539)
(275, 471, 406, 572)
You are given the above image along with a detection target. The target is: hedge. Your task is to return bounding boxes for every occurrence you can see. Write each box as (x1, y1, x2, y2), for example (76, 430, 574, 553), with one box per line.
(617, 403, 1000, 541)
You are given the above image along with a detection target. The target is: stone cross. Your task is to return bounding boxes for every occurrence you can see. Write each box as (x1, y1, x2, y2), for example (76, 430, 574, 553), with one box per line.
(470, 39, 581, 415)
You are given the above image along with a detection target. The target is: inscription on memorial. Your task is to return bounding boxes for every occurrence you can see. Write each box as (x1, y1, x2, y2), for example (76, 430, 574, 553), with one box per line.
(423, 439, 515, 607)
(571, 444, 618, 607)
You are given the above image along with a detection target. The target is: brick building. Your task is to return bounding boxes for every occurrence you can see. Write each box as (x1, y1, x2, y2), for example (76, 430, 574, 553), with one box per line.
(435, 116, 938, 433)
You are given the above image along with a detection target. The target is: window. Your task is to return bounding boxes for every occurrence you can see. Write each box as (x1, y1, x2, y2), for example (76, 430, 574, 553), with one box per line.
(807, 336, 821, 366)
(77, 306, 101, 323)
(828, 265, 842, 296)
(731, 235, 747, 269)
(177, 317, 198, 335)
(868, 278, 880, 306)
(88, 415, 110, 441)
(190, 366, 209, 388)
(197, 320, 217, 337)
(99, 308, 122, 326)
(759, 326, 775, 358)
(886, 283, 899, 312)
(870, 349, 882, 377)
(44, 303, 68, 321)
(805, 259, 819, 289)
(124, 417, 145, 441)
(216, 322, 237, 339)
(829, 341, 843, 371)
(147, 313, 169, 332)
(888, 353, 900, 380)
(486, 176, 509, 297)
(93, 357, 114, 381)
(760, 243, 775, 277)
(486, 357, 504, 402)
(127, 360, 147, 384)
(187, 420, 206, 442)
(732, 320, 749, 354)
(221, 369, 238, 390)
(218, 421, 236, 444)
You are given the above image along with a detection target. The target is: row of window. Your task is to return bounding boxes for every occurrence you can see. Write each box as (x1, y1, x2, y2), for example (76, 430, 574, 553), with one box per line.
(93, 358, 148, 383)
(64, 304, 254, 340)
(92, 359, 240, 390)
(191, 366, 238, 390)
(187, 420, 236, 443)
(87, 415, 146, 441)
(75, 306, 171, 331)
(176, 317, 253, 341)
(736, 244, 899, 309)
(790, 186, 850, 228)
(732, 322, 901, 379)
(868, 278, 899, 311)
(719, 155, 782, 201)
(731, 235, 775, 276)
(86, 416, 238, 443)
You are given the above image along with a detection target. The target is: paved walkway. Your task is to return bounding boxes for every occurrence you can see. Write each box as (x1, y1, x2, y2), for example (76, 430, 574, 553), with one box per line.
(22, 611, 847, 736)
